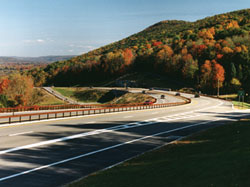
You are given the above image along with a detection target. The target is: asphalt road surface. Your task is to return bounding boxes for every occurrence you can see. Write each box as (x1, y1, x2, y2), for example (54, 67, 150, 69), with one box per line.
(0, 92, 249, 186)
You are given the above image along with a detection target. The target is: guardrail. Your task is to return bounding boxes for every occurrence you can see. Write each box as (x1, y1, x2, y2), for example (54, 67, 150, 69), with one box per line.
(0, 98, 158, 113)
(0, 99, 190, 124)
(0, 104, 88, 113)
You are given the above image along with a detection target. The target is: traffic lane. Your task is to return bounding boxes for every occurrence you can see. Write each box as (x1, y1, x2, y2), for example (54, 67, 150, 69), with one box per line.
(0, 97, 218, 150)
(0, 112, 245, 187)
(0, 121, 194, 181)
(0, 108, 245, 179)
(0, 95, 212, 131)
(0, 97, 223, 150)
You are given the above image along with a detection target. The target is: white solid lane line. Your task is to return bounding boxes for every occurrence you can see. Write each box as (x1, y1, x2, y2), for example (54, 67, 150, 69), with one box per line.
(0, 101, 226, 156)
(9, 131, 33, 137)
(86, 121, 96, 124)
(0, 116, 242, 183)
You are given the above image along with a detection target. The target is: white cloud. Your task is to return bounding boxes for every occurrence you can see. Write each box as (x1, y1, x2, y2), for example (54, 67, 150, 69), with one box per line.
(23, 39, 49, 44)
(36, 39, 45, 43)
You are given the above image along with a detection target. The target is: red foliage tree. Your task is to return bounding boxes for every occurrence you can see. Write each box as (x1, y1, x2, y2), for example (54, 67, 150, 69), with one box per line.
(0, 78, 10, 94)
(123, 48, 134, 66)
(152, 41, 162, 47)
(211, 60, 225, 88)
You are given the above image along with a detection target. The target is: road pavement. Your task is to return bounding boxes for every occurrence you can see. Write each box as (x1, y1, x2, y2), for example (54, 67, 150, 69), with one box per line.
(0, 92, 249, 186)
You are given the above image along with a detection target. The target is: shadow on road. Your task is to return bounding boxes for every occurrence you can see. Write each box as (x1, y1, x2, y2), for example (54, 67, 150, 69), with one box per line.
(0, 110, 250, 186)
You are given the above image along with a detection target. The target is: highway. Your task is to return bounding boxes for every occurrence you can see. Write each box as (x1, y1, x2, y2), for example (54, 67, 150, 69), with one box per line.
(0, 92, 249, 186)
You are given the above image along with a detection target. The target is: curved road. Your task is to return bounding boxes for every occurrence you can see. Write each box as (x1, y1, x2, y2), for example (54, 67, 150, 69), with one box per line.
(0, 92, 249, 186)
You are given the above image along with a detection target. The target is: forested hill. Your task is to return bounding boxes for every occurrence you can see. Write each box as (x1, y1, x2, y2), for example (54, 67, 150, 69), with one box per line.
(29, 9, 250, 93)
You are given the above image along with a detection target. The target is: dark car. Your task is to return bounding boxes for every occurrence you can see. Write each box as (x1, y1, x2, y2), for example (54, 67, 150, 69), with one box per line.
(175, 92, 181, 96)
(194, 93, 200, 98)
(144, 100, 153, 105)
(149, 88, 154, 91)
(161, 95, 165, 99)
(142, 90, 146, 94)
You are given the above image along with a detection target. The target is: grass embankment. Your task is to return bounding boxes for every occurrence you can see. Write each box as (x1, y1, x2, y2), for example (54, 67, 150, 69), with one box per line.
(37, 88, 66, 105)
(69, 119, 250, 187)
(111, 92, 154, 104)
(53, 87, 155, 104)
(219, 94, 250, 109)
(54, 87, 108, 103)
(233, 101, 250, 109)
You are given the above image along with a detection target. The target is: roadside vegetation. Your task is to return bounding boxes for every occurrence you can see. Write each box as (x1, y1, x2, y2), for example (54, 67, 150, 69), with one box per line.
(219, 94, 250, 109)
(0, 74, 67, 108)
(232, 101, 250, 109)
(69, 118, 250, 187)
(0, 73, 41, 107)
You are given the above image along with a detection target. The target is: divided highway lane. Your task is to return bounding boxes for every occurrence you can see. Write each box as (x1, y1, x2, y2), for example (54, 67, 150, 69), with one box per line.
(0, 94, 249, 186)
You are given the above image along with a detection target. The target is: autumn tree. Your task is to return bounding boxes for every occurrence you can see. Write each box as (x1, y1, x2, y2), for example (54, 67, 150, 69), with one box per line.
(155, 45, 174, 72)
(200, 60, 212, 88)
(2, 74, 34, 106)
(0, 78, 10, 94)
(123, 48, 134, 66)
(211, 60, 225, 88)
(181, 54, 198, 79)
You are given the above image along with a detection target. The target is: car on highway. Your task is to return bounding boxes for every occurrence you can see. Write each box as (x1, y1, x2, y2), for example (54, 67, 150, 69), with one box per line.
(175, 92, 181, 96)
(161, 95, 165, 99)
(143, 100, 153, 105)
(194, 93, 200, 98)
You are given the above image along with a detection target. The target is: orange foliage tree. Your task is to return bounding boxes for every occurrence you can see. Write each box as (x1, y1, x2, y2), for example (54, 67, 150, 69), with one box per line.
(123, 48, 134, 66)
(2, 74, 34, 106)
(211, 60, 225, 88)
(155, 45, 174, 72)
(0, 78, 10, 94)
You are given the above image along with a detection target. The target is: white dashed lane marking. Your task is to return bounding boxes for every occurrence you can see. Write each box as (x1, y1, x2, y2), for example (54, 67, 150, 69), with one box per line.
(9, 131, 33, 137)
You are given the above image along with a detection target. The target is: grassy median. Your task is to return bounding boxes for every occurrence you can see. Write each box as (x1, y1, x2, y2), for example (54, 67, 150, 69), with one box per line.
(53, 87, 154, 104)
(68, 118, 250, 187)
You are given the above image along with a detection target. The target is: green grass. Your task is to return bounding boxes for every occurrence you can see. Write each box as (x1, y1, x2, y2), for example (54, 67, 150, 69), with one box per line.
(52, 87, 154, 104)
(53, 87, 76, 98)
(68, 119, 250, 187)
(37, 88, 66, 106)
(233, 101, 250, 109)
(111, 92, 155, 104)
(53, 87, 108, 103)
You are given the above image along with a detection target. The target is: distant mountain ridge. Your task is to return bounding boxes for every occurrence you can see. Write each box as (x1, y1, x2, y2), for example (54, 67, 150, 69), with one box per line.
(0, 56, 76, 64)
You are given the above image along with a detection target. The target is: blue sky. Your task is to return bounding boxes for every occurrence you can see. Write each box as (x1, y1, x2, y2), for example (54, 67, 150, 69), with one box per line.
(0, 0, 249, 57)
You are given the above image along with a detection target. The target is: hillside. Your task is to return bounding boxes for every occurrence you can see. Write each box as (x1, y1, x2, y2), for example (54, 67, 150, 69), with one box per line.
(29, 9, 250, 94)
